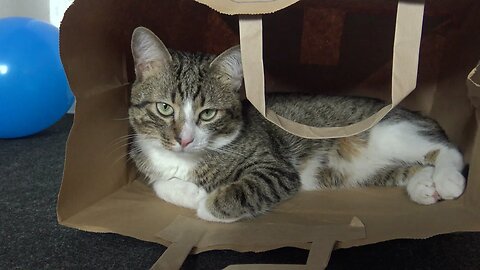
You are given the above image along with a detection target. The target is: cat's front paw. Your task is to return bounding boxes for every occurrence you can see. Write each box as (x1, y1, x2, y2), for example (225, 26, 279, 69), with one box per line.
(407, 167, 440, 205)
(433, 168, 465, 200)
(196, 197, 242, 223)
(152, 179, 207, 209)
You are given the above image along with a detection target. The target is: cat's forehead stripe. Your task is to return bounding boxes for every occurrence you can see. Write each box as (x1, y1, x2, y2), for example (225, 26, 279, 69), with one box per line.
(170, 90, 176, 103)
(177, 81, 185, 100)
(170, 51, 213, 102)
(199, 93, 205, 107)
(191, 85, 201, 102)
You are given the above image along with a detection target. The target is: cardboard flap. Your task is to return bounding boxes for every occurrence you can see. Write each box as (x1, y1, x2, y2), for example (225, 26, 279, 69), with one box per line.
(468, 63, 480, 108)
(194, 0, 468, 15)
(239, 1, 425, 139)
(151, 216, 365, 270)
(195, 0, 300, 15)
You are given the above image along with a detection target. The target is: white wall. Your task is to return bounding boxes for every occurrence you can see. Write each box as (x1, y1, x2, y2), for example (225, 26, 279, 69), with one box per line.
(0, 0, 50, 22)
(49, 0, 76, 113)
(49, 0, 74, 27)
(0, 0, 73, 24)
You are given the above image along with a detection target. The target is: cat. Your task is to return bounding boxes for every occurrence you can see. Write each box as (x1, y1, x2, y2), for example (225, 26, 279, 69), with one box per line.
(128, 26, 466, 223)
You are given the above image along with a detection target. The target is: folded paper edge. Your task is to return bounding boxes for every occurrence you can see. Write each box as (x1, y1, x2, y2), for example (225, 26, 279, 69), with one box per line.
(195, 0, 300, 15)
(468, 63, 480, 87)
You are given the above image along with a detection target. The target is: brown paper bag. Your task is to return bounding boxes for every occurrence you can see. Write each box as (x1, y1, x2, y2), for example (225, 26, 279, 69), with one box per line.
(57, 0, 480, 268)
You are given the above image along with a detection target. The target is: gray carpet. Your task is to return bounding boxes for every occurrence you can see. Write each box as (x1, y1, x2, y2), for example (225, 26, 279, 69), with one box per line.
(1, 114, 480, 269)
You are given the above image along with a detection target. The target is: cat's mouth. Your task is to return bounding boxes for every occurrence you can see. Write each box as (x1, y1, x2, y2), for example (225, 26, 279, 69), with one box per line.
(171, 143, 206, 154)
(134, 134, 210, 155)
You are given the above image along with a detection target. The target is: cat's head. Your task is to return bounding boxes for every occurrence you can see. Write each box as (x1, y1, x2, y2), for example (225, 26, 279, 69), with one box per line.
(129, 27, 243, 154)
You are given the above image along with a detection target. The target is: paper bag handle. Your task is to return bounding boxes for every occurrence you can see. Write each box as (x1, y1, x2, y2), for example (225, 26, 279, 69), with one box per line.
(150, 216, 365, 270)
(223, 239, 336, 270)
(239, 0, 425, 139)
(150, 228, 204, 270)
(151, 238, 336, 270)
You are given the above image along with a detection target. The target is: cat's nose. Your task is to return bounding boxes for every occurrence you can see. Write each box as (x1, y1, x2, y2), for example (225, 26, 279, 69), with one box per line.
(181, 138, 193, 148)
(176, 136, 194, 148)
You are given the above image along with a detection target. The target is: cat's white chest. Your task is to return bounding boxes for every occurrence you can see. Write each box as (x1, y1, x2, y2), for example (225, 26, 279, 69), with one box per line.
(136, 139, 197, 182)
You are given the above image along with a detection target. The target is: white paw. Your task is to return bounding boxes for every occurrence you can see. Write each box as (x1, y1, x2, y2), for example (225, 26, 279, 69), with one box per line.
(152, 179, 207, 209)
(196, 198, 241, 223)
(433, 168, 465, 200)
(190, 186, 207, 208)
(407, 167, 440, 205)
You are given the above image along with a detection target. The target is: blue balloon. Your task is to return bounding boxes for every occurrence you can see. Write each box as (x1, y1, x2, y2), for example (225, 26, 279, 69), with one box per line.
(0, 17, 74, 138)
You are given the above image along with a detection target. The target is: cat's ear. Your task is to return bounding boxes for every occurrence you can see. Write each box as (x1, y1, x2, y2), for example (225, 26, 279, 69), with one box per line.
(210, 45, 243, 91)
(131, 27, 172, 81)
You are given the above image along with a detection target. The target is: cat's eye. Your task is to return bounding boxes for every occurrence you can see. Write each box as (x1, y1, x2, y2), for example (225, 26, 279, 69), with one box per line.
(156, 102, 174, 117)
(199, 109, 217, 121)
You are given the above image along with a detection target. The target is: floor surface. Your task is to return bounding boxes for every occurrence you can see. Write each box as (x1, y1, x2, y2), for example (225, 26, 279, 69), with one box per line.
(1, 115, 480, 269)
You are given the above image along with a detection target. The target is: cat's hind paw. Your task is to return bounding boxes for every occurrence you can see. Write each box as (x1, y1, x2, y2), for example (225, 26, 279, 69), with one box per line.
(406, 167, 440, 205)
(433, 168, 465, 200)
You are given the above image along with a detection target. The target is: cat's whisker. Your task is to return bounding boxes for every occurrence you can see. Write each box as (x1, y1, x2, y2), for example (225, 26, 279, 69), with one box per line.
(207, 146, 246, 158)
(109, 134, 139, 147)
(111, 152, 133, 166)
(112, 117, 131, 121)
(110, 136, 174, 166)
(113, 133, 138, 140)
(112, 147, 142, 166)
(106, 135, 152, 156)
(107, 140, 138, 154)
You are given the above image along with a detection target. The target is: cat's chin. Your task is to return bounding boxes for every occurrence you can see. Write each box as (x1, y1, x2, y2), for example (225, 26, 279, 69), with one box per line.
(169, 150, 203, 160)
(170, 146, 204, 155)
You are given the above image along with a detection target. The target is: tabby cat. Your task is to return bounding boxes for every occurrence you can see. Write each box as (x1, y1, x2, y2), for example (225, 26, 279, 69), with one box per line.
(128, 27, 466, 223)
